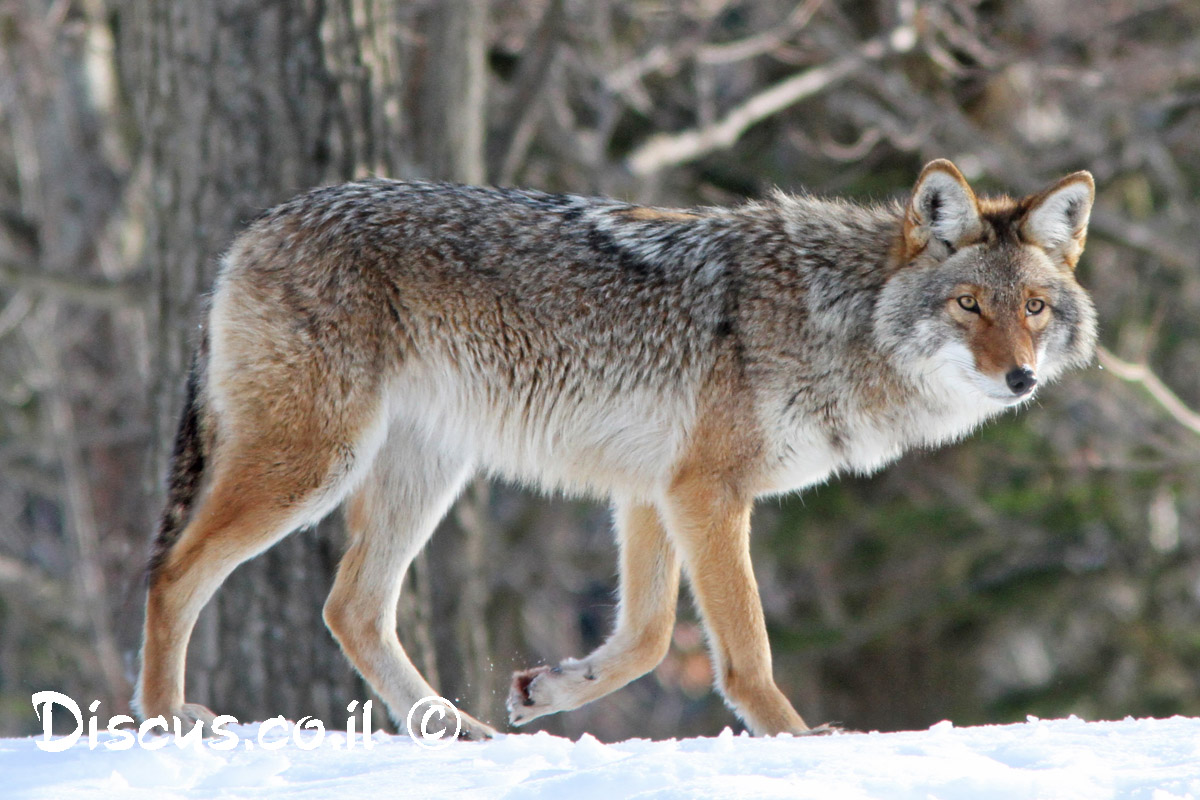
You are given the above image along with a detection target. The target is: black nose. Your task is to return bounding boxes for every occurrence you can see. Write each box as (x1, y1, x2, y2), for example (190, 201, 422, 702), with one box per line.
(1005, 366, 1037, 395)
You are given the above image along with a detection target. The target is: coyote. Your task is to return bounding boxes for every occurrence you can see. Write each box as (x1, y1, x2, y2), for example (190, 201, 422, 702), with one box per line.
(136, 160, 1096, 739)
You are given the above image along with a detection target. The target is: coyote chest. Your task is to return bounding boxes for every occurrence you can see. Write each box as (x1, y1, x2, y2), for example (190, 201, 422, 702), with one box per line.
(759, 386, 1006, 495)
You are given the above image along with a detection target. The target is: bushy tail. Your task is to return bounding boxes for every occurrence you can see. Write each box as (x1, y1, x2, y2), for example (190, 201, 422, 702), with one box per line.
(146, 327, 211, 579)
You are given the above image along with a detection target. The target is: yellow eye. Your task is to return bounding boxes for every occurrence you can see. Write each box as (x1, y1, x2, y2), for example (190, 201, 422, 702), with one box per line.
(1026, 298, 1046, 315)
(956, 295, 979, 313)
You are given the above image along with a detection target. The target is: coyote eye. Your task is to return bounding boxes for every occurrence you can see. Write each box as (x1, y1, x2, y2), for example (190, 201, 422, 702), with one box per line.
(1026, 298, 1046, 315)
(956, 295, 979, 313)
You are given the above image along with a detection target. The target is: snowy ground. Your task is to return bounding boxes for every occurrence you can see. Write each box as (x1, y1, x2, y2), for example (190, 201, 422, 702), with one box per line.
(4, 715, 1200, 799)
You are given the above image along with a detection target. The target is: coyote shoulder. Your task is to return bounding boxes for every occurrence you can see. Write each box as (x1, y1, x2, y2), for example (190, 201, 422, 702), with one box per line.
(136, 160, 1097, 739)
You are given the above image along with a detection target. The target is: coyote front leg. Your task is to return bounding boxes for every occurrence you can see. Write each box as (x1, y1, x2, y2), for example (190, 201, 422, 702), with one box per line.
(662, 470, 810, 736)
(508, 499, 681, 725)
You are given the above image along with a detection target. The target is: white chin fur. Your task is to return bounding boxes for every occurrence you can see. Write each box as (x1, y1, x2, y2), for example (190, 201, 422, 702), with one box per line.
(923, 341, 1034, 410)
(970, 375, 1034, 407)
(992, 391, 1035, 407)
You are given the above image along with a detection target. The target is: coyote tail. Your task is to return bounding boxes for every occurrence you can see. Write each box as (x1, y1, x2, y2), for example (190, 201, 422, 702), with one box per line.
(145, 326, 211, 580)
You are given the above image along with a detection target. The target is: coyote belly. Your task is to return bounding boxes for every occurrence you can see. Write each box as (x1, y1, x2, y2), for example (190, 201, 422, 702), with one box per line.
(136, 160, 1097, 739)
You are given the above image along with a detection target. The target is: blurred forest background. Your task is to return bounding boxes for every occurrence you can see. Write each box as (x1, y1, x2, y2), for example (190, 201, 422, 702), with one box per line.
(2, 0, 1200, 741)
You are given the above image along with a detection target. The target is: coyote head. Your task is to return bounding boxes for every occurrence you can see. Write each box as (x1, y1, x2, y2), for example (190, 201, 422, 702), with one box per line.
(876, 160, 1098, 407)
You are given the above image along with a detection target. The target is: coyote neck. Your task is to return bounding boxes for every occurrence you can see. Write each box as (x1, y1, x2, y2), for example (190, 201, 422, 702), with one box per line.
(741, 201, 1007, 493)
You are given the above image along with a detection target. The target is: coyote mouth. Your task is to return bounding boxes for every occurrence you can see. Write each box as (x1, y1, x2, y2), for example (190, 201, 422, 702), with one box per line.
(989, 390, 1034, 406)
(970, 376, 1035, 407)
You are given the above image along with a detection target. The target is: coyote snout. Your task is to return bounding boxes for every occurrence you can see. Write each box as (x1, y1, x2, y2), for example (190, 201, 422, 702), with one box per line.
(1006, 365, 1037, 396)
(136, 159, 1097, 740)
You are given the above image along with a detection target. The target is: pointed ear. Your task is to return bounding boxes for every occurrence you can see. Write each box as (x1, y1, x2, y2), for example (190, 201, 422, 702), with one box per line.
(904, 159, 982, 259)
(1021, 171, 1094, 270)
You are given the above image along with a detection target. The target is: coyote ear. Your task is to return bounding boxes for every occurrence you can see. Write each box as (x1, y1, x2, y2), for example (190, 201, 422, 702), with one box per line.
(1021, 171, 1094, 270)
(904, 159, 982, 260)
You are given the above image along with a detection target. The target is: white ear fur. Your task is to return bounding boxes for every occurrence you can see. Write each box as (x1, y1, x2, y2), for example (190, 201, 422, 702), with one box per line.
(907, 160, 981, 254)
(1022, 172, 1094, 269)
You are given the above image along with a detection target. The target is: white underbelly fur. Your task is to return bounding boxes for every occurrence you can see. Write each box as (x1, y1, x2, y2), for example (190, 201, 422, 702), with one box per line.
(388, 363, 697, 498)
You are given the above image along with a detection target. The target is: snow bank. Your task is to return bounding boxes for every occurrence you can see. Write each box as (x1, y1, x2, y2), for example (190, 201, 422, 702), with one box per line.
(4, 715, 1199, 799)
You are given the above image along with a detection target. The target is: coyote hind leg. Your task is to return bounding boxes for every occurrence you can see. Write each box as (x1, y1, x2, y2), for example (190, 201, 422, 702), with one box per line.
(507, 499, 681, 726)
(137, 458, 357, 729)
(322, 423, 496, 741)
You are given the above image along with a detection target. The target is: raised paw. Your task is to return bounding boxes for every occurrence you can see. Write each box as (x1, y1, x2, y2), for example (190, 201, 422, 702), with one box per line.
(507, 665, 552, 726)
(506, 659, 595, 726)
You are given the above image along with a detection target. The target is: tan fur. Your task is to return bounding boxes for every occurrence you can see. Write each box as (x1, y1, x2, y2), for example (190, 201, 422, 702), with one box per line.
(140, 467, 345, 727)
(137, 284, 389, 729)
(616, 206, 704, 222)
(658, 362, 809, 734)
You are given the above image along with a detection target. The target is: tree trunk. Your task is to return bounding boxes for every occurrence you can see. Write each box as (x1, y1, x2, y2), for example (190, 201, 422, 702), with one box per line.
(408, 0, 498, 723)
(118, 0, 417, 727)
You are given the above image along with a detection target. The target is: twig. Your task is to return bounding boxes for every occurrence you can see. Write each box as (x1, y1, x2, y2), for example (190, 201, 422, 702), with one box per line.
(0, 261, 148, 309)
(493, 0, 566, 185)
(1097, 345, 1200, 437)
(694, 0, 825, 65)
(1088, 208, 1195, 274)
(26, 312, 132, 700)
(851, 62, 1200, 277)
(625, 27, 916, 176)
(0, 554, 79, 623)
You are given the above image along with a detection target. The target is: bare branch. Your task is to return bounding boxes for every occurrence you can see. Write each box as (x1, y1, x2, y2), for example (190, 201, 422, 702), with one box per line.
(26, 314, 131, 699)
(1097, 345, 1200, 437)
(847, 63, 1199, 276)
(0, 554, 77, 622)
(492, 0, 566, 185)
(0, 261, 148, 309)
(695, 0, 825, 65)
(1089, 209, 1195, 274)
(626, 27, 916, 176)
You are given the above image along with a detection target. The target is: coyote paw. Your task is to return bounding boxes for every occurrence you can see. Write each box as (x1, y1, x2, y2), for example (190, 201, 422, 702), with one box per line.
(453, 710, 499, 742)
(401, 697, 497, 743)
(139, 702, 220, 736)
(507, 665, 553, 726)
(506, 660, 593, 726)
(178, 702, 219, 729)
(456, 716, 499, 742)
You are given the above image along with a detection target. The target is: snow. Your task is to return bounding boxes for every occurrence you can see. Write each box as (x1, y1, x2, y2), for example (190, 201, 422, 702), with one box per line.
(4, 715, 1200, 799)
